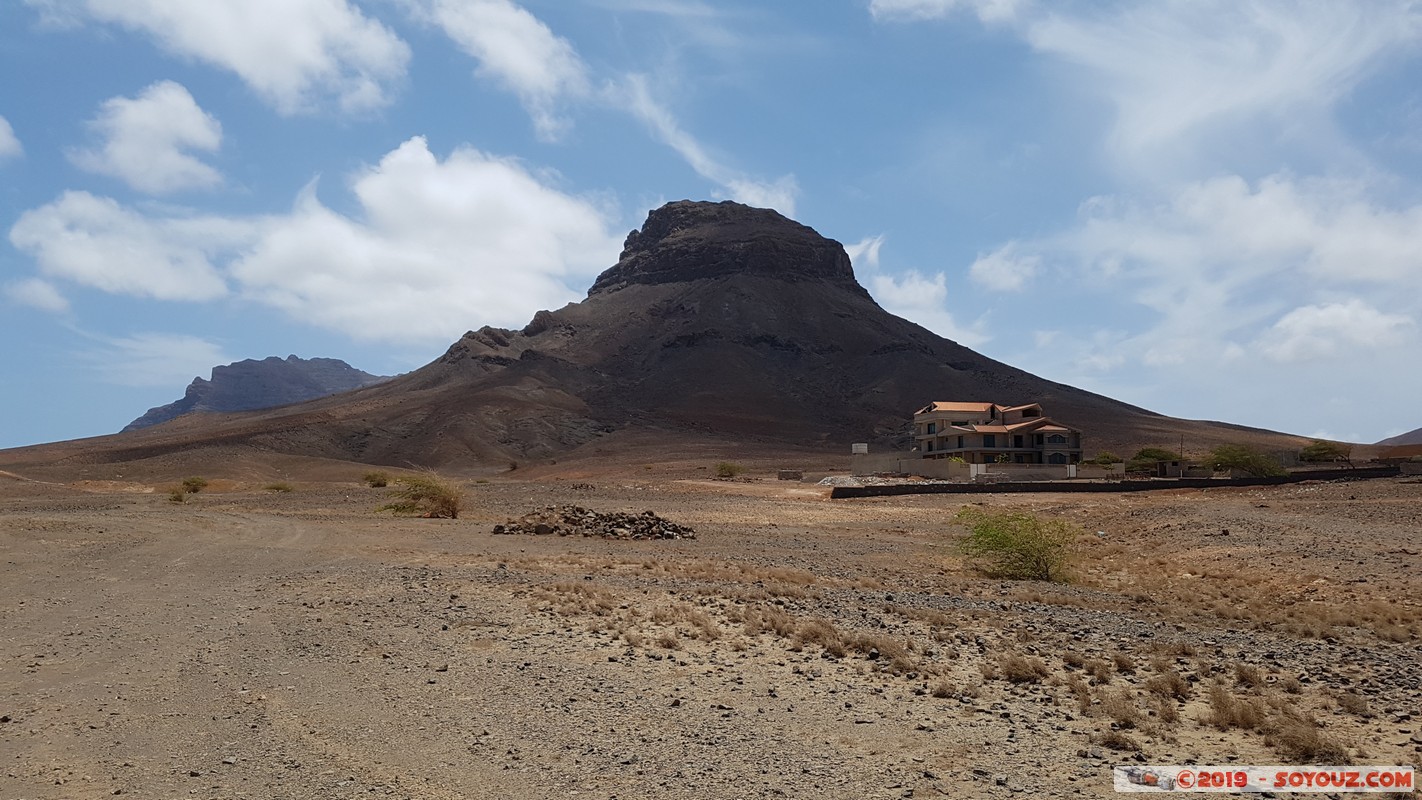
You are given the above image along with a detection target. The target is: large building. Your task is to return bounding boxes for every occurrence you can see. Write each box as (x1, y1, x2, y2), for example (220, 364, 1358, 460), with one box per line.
(913, 401, 1083, 464)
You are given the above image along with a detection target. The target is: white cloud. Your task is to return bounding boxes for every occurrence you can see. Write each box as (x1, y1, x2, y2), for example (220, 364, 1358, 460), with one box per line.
(983, 172, 1422, 386)
(620, 74, 798, 216)
(28, 0, 409, 114)
(408, 0, 589, 140)
(5, 278, 69, 312)
(228, 137, 622, 342)
(10, 138, 623, 344)
(1065, 173, 1422, 295)
(1021, 2, 1422, 171)
(869, 0, 1022, 24)
(9, 191, 238, 301)
(845, 234, 885, 271)
(871, 1, 1422, 177)
(1256, 300, 1414, 363)
(70, 81, 222, 194)
(0, 115, 21, 159)
(87, 332, 229, 387)
(869, 270, 988, 346)
(969, 242, 1038, 291)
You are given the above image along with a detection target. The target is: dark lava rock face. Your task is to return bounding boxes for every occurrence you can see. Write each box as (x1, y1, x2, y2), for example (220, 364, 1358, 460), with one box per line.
(589, 200, 866, 297)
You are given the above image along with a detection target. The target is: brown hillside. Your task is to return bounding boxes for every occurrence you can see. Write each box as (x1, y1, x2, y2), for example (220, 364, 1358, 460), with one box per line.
(0, 200, 1308, 478)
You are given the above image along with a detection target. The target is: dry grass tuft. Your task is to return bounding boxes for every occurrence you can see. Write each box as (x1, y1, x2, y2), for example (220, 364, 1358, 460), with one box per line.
(1334, 691, 1371, 717)
(998, 653, 1050, 684)
(1096, 730, 1141, 752)
(1205, 682, 1265, 731)
(1098, 688, 1139, 728)
(377, 472, 461, 518)
(743, 605, 796, 638)
(1265, 712, 1351, 764)
(1233, 662, 1262, 688)
(793, 619, 846, 657)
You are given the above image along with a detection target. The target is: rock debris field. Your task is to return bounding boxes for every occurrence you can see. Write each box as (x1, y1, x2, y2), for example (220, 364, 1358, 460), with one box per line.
(493, 505, 696, 540)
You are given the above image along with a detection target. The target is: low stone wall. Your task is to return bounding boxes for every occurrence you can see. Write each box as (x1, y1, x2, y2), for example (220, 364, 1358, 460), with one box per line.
(830, 465, 1401, 499)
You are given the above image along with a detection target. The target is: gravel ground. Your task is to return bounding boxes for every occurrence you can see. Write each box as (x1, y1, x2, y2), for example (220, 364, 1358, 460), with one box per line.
(1, 472, 1418, 799)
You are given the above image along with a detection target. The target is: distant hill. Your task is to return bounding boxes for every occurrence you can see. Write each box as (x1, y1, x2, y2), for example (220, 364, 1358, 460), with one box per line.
(1376, 427, 1422, 447)
(124, 355, 388, 431)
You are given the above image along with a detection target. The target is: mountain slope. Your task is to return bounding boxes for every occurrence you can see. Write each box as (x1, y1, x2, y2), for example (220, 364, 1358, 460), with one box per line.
(124, 355, 388, 431)
(1376, 427, 1422, 447)
(0, 200, 1307, 473)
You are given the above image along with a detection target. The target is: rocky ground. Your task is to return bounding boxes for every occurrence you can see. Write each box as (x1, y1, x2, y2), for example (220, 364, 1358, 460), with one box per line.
(1, 469, 1418, 799)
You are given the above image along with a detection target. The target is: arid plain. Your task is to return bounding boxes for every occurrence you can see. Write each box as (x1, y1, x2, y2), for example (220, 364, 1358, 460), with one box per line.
(2, 458, 1419, 799)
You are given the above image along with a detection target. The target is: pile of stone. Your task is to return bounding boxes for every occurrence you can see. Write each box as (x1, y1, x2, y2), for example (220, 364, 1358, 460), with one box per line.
(492, 505, 696, 540)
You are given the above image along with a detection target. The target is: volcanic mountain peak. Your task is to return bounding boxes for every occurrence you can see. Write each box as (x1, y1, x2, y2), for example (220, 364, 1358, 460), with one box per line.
(588, 200, 867, 297)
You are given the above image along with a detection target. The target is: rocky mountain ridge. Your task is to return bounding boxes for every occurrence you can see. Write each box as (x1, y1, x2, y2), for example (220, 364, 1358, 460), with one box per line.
(124, 355, 387, 431)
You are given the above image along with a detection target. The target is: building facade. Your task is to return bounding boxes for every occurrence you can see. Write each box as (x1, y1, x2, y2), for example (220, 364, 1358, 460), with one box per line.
(913, 401, 1083, 464)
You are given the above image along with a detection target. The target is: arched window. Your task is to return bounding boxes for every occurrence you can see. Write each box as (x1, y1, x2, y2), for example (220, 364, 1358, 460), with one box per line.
(1047, 434, 1067, 444)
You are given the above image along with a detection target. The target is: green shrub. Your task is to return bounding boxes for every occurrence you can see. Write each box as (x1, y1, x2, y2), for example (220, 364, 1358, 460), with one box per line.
(1125, 447, 1178, 472)
(1089, 451, 1123, 466)
(1299, 440, 1351, 465)
(955, 507, 1076, 581)
(363, 471, 390, 488)
(168, 489, 187, 504)
(1206, 444, 1287, 477)
(714, 462, 744, 479)
(181, 476, 209, 493)
(377, 473, 462, 519)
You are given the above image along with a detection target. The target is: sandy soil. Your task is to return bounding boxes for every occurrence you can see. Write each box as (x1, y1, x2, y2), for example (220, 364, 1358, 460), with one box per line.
(1, 468, 1419, 799)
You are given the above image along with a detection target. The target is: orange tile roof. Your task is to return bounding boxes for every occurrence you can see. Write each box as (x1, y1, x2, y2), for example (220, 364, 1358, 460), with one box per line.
(920, 401, 994, 413)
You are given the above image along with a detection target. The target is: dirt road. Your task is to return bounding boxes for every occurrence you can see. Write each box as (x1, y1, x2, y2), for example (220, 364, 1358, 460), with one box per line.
(2, 474, 1419, 798)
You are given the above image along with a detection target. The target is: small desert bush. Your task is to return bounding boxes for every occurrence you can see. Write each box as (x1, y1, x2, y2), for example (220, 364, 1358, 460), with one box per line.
(363, 471, 390, 488)
(377, 472, 462, 519)
(931, 680, 956, 698)
(1112, 653, 1136, 674)
(956, 507, 1076, 581)
(714, 461, 744, 479)
(264, 482, 294, 493)
(181, 476, 209, 493)
(168, 488, 187, 503)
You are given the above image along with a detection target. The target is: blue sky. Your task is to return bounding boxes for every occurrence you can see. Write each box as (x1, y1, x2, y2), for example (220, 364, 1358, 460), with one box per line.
(2, 0, 1421, 449)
